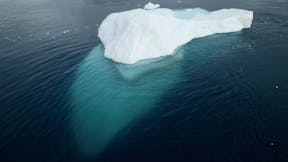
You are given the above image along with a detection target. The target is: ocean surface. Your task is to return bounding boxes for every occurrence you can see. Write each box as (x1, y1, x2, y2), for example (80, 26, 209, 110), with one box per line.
(0, 0, 288, 162)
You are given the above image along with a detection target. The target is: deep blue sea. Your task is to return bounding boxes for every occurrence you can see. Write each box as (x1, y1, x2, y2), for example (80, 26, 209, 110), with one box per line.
(1, 0, 288, 162)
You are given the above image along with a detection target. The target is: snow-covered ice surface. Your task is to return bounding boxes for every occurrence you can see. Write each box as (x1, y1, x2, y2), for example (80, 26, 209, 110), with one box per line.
(98, 7, 253, 64)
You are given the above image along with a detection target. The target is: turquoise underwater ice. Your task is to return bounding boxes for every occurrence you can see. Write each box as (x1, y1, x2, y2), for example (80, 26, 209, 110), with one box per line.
(70, 44, 182, 157)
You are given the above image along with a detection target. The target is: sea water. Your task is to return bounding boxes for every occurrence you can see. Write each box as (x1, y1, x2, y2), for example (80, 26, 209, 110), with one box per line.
(0, 0, 288, 161)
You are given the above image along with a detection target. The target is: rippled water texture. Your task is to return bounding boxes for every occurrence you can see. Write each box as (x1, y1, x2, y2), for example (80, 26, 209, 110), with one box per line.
(0, 0, 288, 162)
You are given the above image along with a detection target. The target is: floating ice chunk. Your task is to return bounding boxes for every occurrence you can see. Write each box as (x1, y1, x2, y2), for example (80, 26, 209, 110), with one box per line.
(63, 30, 70, 34)
(98, 7, 253, 64)
(144, 2, 160, 10)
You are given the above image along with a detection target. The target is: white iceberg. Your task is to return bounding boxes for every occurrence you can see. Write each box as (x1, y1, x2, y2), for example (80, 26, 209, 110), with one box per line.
(144, 2, 160, 10)
(98, 6, 253, 64)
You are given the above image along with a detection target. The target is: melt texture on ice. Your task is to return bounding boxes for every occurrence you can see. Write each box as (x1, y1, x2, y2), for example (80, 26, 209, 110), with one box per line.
(98, 5, 253, 64)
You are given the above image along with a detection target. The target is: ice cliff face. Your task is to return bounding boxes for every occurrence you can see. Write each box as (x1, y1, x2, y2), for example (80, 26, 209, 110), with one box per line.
(98, 5, 253, 64)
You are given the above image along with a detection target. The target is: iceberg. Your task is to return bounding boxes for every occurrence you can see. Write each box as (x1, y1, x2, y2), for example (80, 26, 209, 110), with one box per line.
(70, 4, 253, 158)
(98, 6, 253, 64)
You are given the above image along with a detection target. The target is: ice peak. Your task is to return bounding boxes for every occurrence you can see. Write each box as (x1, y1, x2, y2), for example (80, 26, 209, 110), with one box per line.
(144, 2, 160, 10)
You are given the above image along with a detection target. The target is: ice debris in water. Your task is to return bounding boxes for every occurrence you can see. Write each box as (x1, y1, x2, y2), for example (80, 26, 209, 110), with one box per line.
(63, 30, 70, 34)
(98, 2, 253, 64)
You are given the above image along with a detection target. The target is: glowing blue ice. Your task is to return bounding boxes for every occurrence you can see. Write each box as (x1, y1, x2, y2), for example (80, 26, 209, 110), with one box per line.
(70, 45, 182, 157)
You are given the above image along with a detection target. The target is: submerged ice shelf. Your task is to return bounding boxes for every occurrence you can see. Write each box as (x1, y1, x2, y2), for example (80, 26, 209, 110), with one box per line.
(71, 45, 182, 156)
(70, 3, 254, 157)
(71, 32, 243, 157)
(99, 4, 253, 64)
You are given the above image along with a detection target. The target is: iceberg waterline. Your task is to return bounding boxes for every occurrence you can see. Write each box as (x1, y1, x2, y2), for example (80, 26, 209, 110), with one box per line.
(99, 7, 253, 64)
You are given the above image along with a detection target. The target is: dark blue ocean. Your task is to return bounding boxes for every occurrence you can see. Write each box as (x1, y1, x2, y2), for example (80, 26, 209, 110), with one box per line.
(1, 0, 288, 161)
